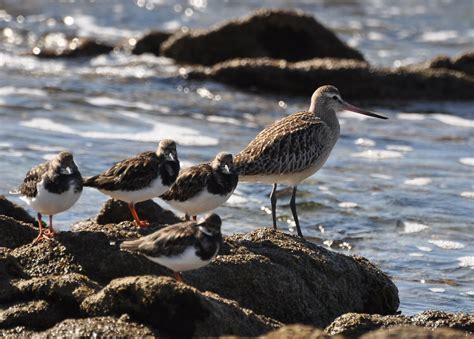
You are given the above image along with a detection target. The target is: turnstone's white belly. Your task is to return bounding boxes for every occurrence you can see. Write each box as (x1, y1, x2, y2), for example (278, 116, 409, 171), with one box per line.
(23, 179, 81, 216)
(146, 246, 218, 272)
(99, 177, 167, 204)
(166, 190, 234, 216)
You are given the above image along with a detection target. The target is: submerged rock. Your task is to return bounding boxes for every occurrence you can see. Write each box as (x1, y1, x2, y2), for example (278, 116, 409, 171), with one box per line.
(188, 57, 474, 100)
(185, 228, 399, 327)
(162, 9, 364, 66)
(0, 196, 35, 224)
(428, 51, 474, 76)
(81, 275, 281, 337)
(132, 31, 172, 55)
(94, 198, 180, 226)
(33, 33, 114, 58)
(325, 311, 474, 336)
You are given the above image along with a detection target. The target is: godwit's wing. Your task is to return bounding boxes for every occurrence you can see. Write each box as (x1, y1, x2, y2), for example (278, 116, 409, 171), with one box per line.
(83, 151, 161, 191)
(235, 111, 333, 176)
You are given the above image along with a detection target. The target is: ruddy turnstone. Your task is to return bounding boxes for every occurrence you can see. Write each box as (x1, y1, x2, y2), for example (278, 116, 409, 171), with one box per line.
(160, 152, 238, 220)
(235, 85, 387, 238)
(83, 139, 179, 228)
(10, 151, 83, 242)
(120, 213, 222, 282)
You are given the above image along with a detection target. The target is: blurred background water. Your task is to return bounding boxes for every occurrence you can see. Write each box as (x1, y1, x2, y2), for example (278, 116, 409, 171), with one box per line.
(0, 0, 472, 314)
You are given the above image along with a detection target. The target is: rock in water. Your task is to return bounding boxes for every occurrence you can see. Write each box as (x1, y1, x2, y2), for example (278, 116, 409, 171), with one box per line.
(161, 9, 364, 65)
(81, 275, 281, 337)
(185, 228, 399, 327)
(132, 31, 172, 55)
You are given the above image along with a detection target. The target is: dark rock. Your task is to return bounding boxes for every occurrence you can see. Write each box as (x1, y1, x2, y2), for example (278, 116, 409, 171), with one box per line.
(185, 228, 399, 327)
(0, 250, 29, 303)
(95, 199, 181, 226)
(81, 275, 281, 337)
(132, 31, 172, 55)
(188, 57, 474, 100)
(10, 229, 169, 284)
(428, 51, 474, 76)
(262, 324, 332, 338)
(0, 300, 63, 330)
(39, 316, 157, 337)
(0, 196, 35, 224)
(0, 216, 36, 249)
(361, 326, 468, 339)
(162, 9, 364, 66)
(33, 33, 114, 58)
(325, 311, 474, 337)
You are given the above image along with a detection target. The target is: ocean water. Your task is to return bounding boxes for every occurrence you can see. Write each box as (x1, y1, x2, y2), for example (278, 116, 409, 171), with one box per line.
(0, 0, 473, 315)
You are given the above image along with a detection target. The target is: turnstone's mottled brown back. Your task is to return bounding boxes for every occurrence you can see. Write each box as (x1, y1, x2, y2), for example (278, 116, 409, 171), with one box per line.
(235, 111, 333, 176)
(14, 162, 50, 198)
(160, 164, 214, 201)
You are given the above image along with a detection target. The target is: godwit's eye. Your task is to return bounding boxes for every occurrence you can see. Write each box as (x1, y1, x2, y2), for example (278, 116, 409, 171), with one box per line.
(332, 95, 338, 100)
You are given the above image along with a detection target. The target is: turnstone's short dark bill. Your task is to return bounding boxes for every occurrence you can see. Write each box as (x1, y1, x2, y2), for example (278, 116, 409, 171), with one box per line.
(83, 139, 180, 228)
(120, 213, 222, 282)
(10, 151, 83, 242)
(160, 152, 238, 220)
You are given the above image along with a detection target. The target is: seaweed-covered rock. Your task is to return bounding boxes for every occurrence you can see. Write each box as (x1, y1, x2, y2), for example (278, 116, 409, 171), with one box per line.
(0, 196, 35, 224)
(132, 31, 172, 55)
(186, 228, 399, 327)
(162, 9, 364, 65)
(262, 324, 331, 338)
(0, 216, 36, 249)
(81, 275, 281, 337)
(33, 33, 113, 58)
(325, 311, 474, 337)
(361, 326, 469, 339)
(0, 300, 63, 330)
(428, 51, 474, 76)
(94, 198, 180, 226)
(188, 57, 474, 100)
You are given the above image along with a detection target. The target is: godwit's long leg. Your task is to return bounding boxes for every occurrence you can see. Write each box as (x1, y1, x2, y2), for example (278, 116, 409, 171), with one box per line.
(270, 183, 278, 230)
(290, 186, 304, 238)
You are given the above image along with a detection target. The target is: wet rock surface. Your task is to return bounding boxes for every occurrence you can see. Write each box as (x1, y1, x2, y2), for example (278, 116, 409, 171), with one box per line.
(132, 31, 172, 55)
(325, 311, 474, 337)
(94, 198, 181, 226)
(161, 9, 364, 66)
(261, 324, 332, 338)
(32, 33, 114, 58)
(360, 326, 469, 339)
(188, 57, 474, 100)
(186, 228, 399, 327)
(428, 51, 474, 76)
(0, 196, 35, 225)
(0, 216, 36, 249)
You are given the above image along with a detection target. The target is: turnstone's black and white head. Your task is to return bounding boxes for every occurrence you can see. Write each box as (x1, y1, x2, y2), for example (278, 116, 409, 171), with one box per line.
(10, 151, 83, 242)
(83, 139, 180, 228)
(160, 152, 238, 220)
(120, 213, 222, 282)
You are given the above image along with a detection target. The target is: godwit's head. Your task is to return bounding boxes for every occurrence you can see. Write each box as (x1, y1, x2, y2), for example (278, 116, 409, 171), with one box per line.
(309, 85, 387, 120)
(157, 139, 178, 161)
(211, 152, 234, 174)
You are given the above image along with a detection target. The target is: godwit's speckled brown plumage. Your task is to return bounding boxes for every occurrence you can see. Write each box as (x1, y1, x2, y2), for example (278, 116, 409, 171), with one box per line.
(235, 85, 387, 238)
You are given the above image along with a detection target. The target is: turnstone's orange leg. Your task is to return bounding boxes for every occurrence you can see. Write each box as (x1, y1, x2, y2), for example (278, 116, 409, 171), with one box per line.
(192, 215, 197, 221)
(173, 272, 184, 283)
(33, 213, 48, 243)
(128, 203, 150, 228)
(43, 215, 57, 238)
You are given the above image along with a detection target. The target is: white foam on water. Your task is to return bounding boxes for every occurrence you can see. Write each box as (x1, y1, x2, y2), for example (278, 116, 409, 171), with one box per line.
(428, 240, 465, 250)
(0, 142, 12, 148)
(431, 114, 474, 128)
(27, 144, 65, 152)
(351, 150, 403, 160)
(421, 30, 458, 42)
(457, 256, 474, 269)
(464, 291, 474, 296)
(386, 145, 414, 152)
(339, 202, 358, 208)
(404, 177, 432, 186)
(460, 192, 474, 199)
(20, 116, 218, 146)
(206, 115, 243, 126)
(86, 96, 170, 114)
(417, 246, 432, 252)
(459, 158, 474, 166)
(370, 173, 393, 180)
(354, 138, 375, 147)
(74, 14, 140, 39)
(0, 150, 22, 157)
(226, 193, 249, 206)
(409, 252, 424, 257)
(429, 287, 446, 293)
(397, 113, 425, 121)
(0, 86, 47, 97)
(402, 221, 429, 233)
